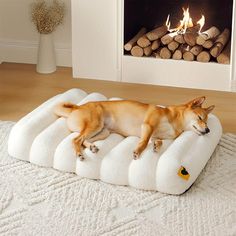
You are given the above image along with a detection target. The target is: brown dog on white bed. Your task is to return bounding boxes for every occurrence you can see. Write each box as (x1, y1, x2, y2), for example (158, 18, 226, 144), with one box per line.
(54, 96, 214, 161)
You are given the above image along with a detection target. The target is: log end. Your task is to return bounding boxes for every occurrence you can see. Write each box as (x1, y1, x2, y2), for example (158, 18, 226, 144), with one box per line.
(131, 46, 144, 57)
(160, 47, 172, 59)
(183, 51, 194, 61)
(197, 51, 211, 63)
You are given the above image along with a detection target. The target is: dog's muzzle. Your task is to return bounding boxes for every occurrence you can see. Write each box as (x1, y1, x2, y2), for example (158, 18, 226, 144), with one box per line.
(205, 127, 210, 134)
(201, 127, 210, 135)
(193, 125, 210, 135)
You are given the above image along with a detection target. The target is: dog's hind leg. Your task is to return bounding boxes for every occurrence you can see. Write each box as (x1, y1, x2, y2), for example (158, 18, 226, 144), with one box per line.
(73, 124, 103, 161)
(133, 123, 154, 160)
(83, 128, 110, 153)
(152, 139, 163, 152)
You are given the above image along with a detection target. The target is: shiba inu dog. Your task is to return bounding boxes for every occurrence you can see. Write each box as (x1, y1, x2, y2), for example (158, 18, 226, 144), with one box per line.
(54, 96, 214, 161)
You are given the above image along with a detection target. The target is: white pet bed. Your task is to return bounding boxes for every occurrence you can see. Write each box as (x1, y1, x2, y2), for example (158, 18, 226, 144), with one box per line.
(8, 89, 222, 194)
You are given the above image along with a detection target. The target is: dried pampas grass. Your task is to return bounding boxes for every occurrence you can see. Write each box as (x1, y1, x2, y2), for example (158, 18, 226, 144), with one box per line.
(31, 0, 65, 34)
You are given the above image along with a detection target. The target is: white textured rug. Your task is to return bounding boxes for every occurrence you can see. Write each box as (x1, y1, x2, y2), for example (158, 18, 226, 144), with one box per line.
(0, 121, 235, 236)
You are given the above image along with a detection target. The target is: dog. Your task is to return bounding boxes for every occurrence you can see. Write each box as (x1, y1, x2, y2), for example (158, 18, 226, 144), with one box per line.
(54, 96, 214, 161)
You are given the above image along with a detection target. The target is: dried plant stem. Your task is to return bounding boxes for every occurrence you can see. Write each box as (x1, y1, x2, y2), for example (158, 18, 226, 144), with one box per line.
(31, 0, 65, 34)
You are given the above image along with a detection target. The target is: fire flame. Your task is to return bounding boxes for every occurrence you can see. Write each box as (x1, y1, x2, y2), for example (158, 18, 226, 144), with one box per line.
(166, 7, 205, 34)
(197, 15, 205, 33)
(178, 7, 193, 33)
(166, 14, 171, 30)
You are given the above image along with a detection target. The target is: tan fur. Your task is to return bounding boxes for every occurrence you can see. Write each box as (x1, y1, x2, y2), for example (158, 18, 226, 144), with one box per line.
(54, 102, 79, 118)
(54, 96, 214, 160)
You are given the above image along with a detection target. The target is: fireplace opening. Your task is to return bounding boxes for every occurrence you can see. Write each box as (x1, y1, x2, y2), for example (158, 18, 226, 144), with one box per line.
(124, 0, 233, 64)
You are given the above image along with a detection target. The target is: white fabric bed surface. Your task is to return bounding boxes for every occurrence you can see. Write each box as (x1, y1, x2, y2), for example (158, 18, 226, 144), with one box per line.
(8, 89, 222, 194)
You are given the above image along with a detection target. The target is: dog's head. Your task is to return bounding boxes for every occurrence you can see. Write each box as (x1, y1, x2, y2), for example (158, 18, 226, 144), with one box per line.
(183, 96, 215, 135)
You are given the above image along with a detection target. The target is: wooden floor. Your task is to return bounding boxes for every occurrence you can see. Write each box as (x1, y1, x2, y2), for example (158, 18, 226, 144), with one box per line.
(0, 63, 235, 133)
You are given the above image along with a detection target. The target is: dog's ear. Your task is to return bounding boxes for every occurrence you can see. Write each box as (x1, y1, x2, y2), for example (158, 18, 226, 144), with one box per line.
(188, 96, 206, 108)
(205, 105, 215, 114)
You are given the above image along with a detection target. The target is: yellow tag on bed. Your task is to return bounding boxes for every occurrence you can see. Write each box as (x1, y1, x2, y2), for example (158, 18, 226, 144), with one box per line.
(178, 166, 190, 180)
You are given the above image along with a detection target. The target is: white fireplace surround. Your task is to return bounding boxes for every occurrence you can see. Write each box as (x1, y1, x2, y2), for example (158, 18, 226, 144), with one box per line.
(71, 0, 236, 92)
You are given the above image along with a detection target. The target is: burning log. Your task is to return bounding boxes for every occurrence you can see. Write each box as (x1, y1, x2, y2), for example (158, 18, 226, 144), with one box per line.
(151, 40, 160, 50)
(190, 45, 203, 56)
(196, 26, 220, 45)
(184, 33, 197, 46)
(168, 41, 179, 52)
(131, 45, 143, 57)
(174, 34, 185, 44)
(210, 28, 230, 57)
(183, 25, 200, 46)
(124, 27, 147, 51)
(146, 25, 168, 41)
(197, 51, 211, 62)
(161, 33, 174, 45)
(217, 41, 231, 64)
(137, 35, 151, 48)
(160, 47, 172, 59)
(144, 46, 153, 56)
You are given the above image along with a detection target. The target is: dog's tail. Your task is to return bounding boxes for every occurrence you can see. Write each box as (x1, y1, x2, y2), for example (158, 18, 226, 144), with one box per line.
(54, 102, 79, 118)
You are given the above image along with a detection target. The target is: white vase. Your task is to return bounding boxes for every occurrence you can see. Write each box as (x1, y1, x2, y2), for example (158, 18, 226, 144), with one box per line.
(36, 33, 56, 74)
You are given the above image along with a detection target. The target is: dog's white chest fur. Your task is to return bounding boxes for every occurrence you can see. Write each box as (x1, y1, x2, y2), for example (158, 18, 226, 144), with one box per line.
(154, 117, 176, 139)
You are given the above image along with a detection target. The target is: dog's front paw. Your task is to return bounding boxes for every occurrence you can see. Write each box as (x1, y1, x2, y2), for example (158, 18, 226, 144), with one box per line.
(133, 151, 140, 160)
(77, 153, 85, 161)
(90, 144, 99, 153)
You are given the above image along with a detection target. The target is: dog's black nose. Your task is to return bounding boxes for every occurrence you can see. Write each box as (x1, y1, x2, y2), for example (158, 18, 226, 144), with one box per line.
(205, 128, 210, 134)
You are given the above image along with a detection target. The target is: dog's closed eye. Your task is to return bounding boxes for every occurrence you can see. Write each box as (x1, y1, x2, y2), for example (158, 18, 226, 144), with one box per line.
(198, 115, 202, 120)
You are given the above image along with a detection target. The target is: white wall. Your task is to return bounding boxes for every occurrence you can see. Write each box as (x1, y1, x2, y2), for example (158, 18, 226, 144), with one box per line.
(0, 0, 72, 66)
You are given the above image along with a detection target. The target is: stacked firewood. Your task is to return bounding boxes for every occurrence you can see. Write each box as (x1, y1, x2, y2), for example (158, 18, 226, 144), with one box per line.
(124, 25, 231, 64)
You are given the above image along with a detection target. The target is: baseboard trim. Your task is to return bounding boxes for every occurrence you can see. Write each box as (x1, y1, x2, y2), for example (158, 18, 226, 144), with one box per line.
(231, 80, 236, 92)
(0, 39, 72, 67)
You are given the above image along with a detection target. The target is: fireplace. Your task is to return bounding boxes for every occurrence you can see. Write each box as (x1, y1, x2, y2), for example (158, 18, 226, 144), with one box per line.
(71, 0, 236, 92)
(124, 0, 233, 64)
